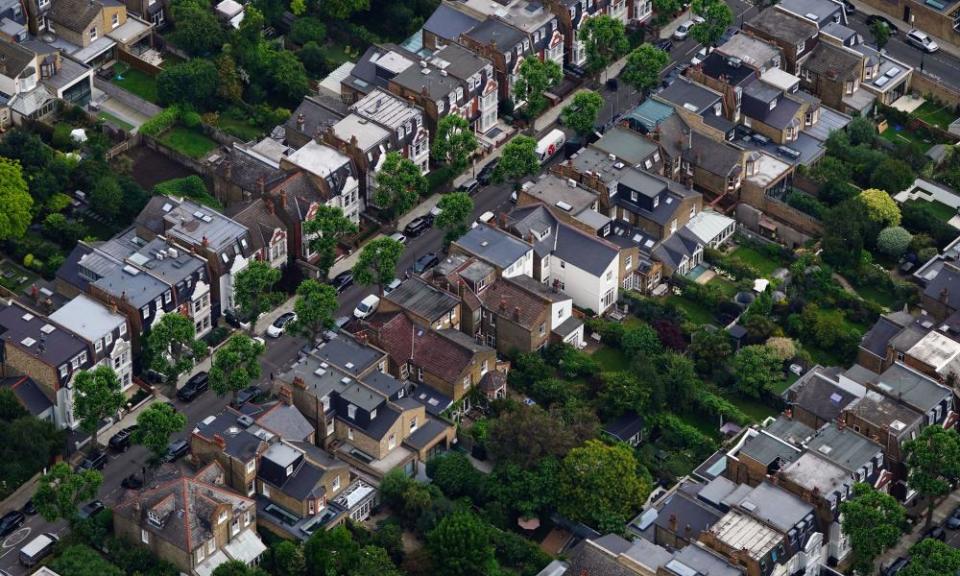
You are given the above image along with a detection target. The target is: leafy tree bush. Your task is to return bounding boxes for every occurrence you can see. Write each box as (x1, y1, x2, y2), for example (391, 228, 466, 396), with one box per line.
(877, 226, 913, 258)
(786, 190, 826, 219)
(157, 59, 218, 109)
(288, 17, 327, 45)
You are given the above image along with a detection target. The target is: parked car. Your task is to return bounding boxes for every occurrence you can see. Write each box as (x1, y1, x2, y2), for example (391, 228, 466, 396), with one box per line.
(162, 439, 190, 463)
(866, 14, 898, 35)
(403, 217, 430, 237)
(413, 252, 440, 274)
(424, 206, 442, 226)
(354, 294, 381, 319)
(108, 425, 139, 452)
(177, 371, 209, 402)
(76, 450, 108, 472)
(383, 278, 402, 296)
(673, 20, 695, 40)
(690, 46, 710, 66)
(121, 474, 144, 489)
(718, 26, 739, 45)
(477, 159, 499, 185)
(906, 29, 939, 52)
(331, 271, 354, 294)
(389, 232, 407, 245)
(476, 211, 495, 226)
(842, 0, 855, 13)
(947, 505, 960, 529)
(459, 178, 480, 195)
(606, 78, 619, 91)
(19, 533, 58, 568)
(232, 386, 262, 408)
(78, 500, 105, 520)
(923, 525, 947, 541)
(883, 557, 910, 576)
(267, 311, 298, 338)
(0, 511, 25, 537)
(21, 500, 36, 516)
(654, 38, 673, 52)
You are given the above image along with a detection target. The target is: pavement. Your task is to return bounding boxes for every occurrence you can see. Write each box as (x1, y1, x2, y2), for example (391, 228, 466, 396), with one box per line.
(876, 489, 960, 572)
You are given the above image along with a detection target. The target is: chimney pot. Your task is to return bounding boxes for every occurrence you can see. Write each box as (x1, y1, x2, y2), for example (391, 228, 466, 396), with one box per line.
(279, 189, 287, 208)
(513, 306, 520, 321)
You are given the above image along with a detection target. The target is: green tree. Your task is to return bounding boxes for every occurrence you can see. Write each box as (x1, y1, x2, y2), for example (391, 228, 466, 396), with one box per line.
(621, 322, 662, 357)
(34, 462, 102, 523)
(267, 540, 306, 576)
(51, 545, 123, 576)
(210, 334, 265, 403)
(561, 90, 604, 137)
(653, 0, 683, 16)
(264, 49, 311, 104)
(291, 17, 327, 45)
(732, 344, 782, 398)
(839, 483, 906, 576)
(689, 328, 733, 376)
(157, 59, 219, 108)
(493, 135, 539, 188)
(901, 538, 960, 576)
(847, 116, 878, 146)
(427, 511, 498, 576)
(0, 389, 27, 422)
(289, 0, 305, 15)
(304, 205, 358, 279)
(690, 0, 733, 46)
(211, 560, 268, 576)
(487, 404, 589, 467)
(290, 279, 339, 345)
(319, 0, 370, 19)
(427, 453, 485, 501)
(580, 15, 629, 78)
(597, 371, 649, 420)
(169, 0, 226, 56)
(73, 365, 125, 449)
(858, 188, 901, 228)
(133, 402, 187, 461)
(555, 440, 651, 532)
(431, 114, 478, 172)
(621, 44, 669, 94)
(822, 197, 868, 269)
(435, 191, 474, 245)
(870, 158, 915, 195)
(233, 261, 281, 330)
(375, 152, 425, 225)
(304, 525, 362, 576)
(352, 237, 404, 295)
(660, 352, 699, 406)
(354, 546, 404, 576)
(903, 426, 960, 528)
(877, 226, 913, 258)
(215, 51, 244, 104)
(146, 313, 205, 383)
(870, 18, 891, 50)
(91, 176, 123, 222)
(514, 56, 562, 119)
(298, 41, 329, 77)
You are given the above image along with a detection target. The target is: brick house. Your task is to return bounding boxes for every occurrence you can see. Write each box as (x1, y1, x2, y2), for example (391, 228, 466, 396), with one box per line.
(743, 8, 820, 75)
(380, 277, 461, 331)
(797, 41, 863, 111)
(113, 462, 266, 576)
(49, 293, 133, 392)
(227, 198, 289, 271)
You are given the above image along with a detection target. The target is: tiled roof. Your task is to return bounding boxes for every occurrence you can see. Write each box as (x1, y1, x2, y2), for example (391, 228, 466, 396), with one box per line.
(255, 403, 313, 442)
(479, 278, 548, 329)
(48, 0, 102, 33)
(227, 199, 287, 256)
(802, 42, 861, 81)
(375, 312, 477, 383)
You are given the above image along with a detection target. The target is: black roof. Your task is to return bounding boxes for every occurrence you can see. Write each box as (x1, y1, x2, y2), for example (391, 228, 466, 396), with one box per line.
(784, 367, 856, 423)
(465, 17, 526, 52)
(424, 3, 481, 41)
(603, 411, 645, 441)
(0, 376, 52, 416)
(860, 316, 904, 358)
(404, 418, 451, 450)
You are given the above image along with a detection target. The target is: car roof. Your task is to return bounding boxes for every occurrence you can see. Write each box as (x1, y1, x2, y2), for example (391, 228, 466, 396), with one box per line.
(361, 294, 380, 304)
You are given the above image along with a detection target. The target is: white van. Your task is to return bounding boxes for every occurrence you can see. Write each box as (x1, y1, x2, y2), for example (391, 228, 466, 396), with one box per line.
(19, 532, 58, 567)
(536, 129, 566, 163)
(354, 294, 381, 319)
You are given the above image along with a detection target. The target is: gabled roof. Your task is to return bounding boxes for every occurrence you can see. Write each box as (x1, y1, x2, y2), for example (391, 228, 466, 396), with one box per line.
(374, 312, 486, 383)
(478, 277, 549, 329)
(0, 40, 35, 79)
(227, 198, 287, 256)
(603, 411, 645, 441)
(0, 376, 53, 416)
(453, 224, 532, 270)
(424, 2, 482, 41)
(286, 96, 345, 140)
(683, 131, 744, 177)
(802, 42, 861, 81)
(255, 402, 314, 442)
(48, 0, 102, 33)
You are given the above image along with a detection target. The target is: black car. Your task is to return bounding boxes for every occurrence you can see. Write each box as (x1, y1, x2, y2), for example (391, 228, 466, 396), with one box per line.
(654, 38, 673, 52)
(606, 78, 619, 91)
(231, 386, 261, 408)
(331, 271, 354, 294)
(0, 511, 24, 536)
(76, 450, 108, 472)
(459, 179, 480, 196)
(108, 425, 139, 452)
(121, 474, 144, 489)
(413, 252, 440, 274)
(163, 439, 190, 463)
(923, 525, 946, 541)
(78, 500, 105, 520)
(21, 500, 36, 516)
(404, 217, 431, 238)
(947, 505, 960, 529)
(866, 14, 898, 35)
(477, 159, 499, 185)
(842, 0, 855, 13)
(883, 557, 910, 576)
(176, 371, 209, 402)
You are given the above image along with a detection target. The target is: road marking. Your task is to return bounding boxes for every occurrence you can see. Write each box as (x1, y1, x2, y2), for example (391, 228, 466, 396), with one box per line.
(1, 526, 30, 551)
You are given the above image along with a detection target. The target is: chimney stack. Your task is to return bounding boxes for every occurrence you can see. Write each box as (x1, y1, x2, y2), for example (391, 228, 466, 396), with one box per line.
(257, 176, 265, 196)
(213, 434, 226, 450)
(669, 513, 678, 533)
(292, 376, 306, 389)
(499, 298, 506, 312)
(513, 306, 521, 321)
(941, 288, 950, 303)
(224, 161, 233, 180)
(278, 385, 293, 406)
(202, 236, 209, 248)
(296, 113, 305, 131)
(279, 189, 287, 209)
(265, 198, 274, 215)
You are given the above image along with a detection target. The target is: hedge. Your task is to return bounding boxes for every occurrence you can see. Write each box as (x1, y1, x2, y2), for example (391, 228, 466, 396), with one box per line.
(139, 105, 182, 137)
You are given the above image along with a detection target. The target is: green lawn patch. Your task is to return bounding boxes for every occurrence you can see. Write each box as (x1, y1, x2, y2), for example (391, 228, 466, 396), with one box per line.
(97, 111, 135, 132)
(217, 114, 264, 141)
(906, 199, 956, 223)
(709, 276, 738, 299)
(160, 126, 217, 159)
(729, 245, 784, 277)
(773, 372, 799, 396)
(854, 282, 899, 310)
(591, 346, 630, 372)
(666, 295, 715, 325)
(677, 411, 721, 439)
(319, 42, 356, 66)
(727, 394, 778, 423)
(111, 67, 159, 103)
(880, 126, 933, 152)
(0, 260, 40, 293)
(913, 100, 958, 129)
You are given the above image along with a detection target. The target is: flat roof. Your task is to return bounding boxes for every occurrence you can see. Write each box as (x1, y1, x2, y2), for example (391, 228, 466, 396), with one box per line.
(710, 511, 781, 559)
(454, 224, 532, 270)
(48, 293, 125, 342)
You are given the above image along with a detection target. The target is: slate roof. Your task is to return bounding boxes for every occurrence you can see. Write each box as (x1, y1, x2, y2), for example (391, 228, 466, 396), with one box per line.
(226, 199, 286, 256)
(384, 278, 459, 323)
(683, 131, 743, 177)
(667, 544, 744, 576)
(860, 314, 907, 358)
(454, 224, 532, 270)
(846, 391, 923, 436)
(506, 203, 619, 276)
(0, 40, 35, 78)
(255, 403, 314, 442)
(739, 431, 801, 466)
(872, 363, 951, 413)
(657, 78, 723, 114)
(464, 17, 526, 52)
(194, 411, 269, 461)
(603, 411, 645, 441)
(654, 489, 722, 538)
(374, 312, 479, 383)
(312, 334, 385, 376)
(48, 0, 102, 33)
(728, 481, 814, 533)
(286, 96, 345, 140)
(404, 418, 451, 450)
(591, 126, 660, 166)
(923, 262, 960, 311)
(363, 371, 407, 399)
(423, 2, 482, 41)
(783, 365, 859, 423)
(479, 278, 548, 328)
(653, 229, 703, 272)
(0, 300, 89, 368)
(806, 422, 882, 473)
(565, 539, 637, 576)
(0, 376, 53, 416)
(802, 42, 861, 81)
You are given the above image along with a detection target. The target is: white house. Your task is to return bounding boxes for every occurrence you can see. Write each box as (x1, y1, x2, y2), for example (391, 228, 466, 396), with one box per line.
(50, 294, 134, 392)
(542, 222, 620, 314)
(451, 224, 535, 279)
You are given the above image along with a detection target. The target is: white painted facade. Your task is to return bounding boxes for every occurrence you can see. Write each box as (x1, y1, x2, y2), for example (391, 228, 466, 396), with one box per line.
(547, 254, 619, 314)
(502, 249, 535, 279)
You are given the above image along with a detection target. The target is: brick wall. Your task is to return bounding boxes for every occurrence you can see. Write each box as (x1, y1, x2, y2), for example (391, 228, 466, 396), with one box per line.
(910, 72, 960, 109)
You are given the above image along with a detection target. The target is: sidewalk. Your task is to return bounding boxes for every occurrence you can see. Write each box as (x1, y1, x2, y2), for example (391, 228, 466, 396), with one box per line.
(876, 489, 960, 570)
(851, 0, 960, 60)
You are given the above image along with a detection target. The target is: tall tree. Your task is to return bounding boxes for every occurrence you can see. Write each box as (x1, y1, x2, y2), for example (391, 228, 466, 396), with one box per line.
(211, 561, 268, 576)
(513, 56, 563, 119)
(857, 188, 902, 229)
(903, 426, 960, 528)
(431, 114, 478, 172)
(580, 15, 629, 79)
(90, 176, 123, 222)
(33, 462, 102, 523)
(561, 90, 604, 138)
(266, 540, 306, 576)
(210, 334, 265, 403)
(304, 525, 362, 576)
(169, 0, 226, 56)
(375, 152, 426, 225)
(354, 546, 405, 576)
(435, 191, 474, 246)
(621, 44, 669, 95)
(427, 511, 498, 576)
(839, 483, 906, 576)
(0, 388, 27, 422)
(555, 440, 651, 533)
(493, 135, 539, 188)
(487, 404, 589, 467)
(732, 344, 782, 398)
(689, 328, 733, 376)
(233, 261, 281, 330)
(290, 279, 339, 345)
(901, 538, 960, 576)
(133, 402, 187, 462)
(156, 58, 219, 108)
(73, 366, 125, 450)
(0, 158, 32, 241)
(870, 18, 891, 51)
(822, 197, 868, 269)
(690, 0, 733, 46)
(352, 237, 404, 295)
(304, 205, 358, 279)
(319, 0, 369, 19)
(145, 313, 205, 383)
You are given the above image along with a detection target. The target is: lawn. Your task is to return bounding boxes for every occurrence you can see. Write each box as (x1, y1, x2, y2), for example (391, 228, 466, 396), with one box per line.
(709, 276, 738, 299)
(854, 282, 899, 310)
(666, 295, 716, 325)
(880, 125, 933, 152)
(591, 346, 630, 372)
(0, 259, 40, 293)
(217, 113, 264, 142)
(906, 199, 956, 223)
(729, 245, 784, 277)
(111, 67, 159, 103)
(160, 127, 218, 159)
(913, 100, 958, 129)
(728, 394, 778, 423)
(97, 111, 134, 132)
(319, 42, 357, 66)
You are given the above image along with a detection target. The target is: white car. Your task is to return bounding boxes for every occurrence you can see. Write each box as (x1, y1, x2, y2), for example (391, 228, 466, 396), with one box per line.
(673, 20, 694, 40)
(389, 232, 407, 245)
(690, 46, 711, 66)
(354, 294, 380, 319)
(383, 278, 402, 296)
(906, 29, 939, 52)
(266, 311, 297, 338)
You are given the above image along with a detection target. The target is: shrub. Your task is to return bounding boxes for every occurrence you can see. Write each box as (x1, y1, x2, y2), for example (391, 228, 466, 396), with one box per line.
(289, 17, 327, 45)
(139, 105, 181, 137)
(181, 110, 202, 128)
(51, 123, 76, 151)
(786, 190, 826, 219)
(876, 226, 913, 258)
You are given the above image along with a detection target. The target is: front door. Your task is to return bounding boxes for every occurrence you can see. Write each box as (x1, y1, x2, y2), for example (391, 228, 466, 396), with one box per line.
(903, 5, 911, 23)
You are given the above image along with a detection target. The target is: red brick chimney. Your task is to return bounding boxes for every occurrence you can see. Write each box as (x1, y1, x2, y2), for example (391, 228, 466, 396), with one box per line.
(213, 434, 226, 450)
(278, 385, 293, 406)
(279, 189, 287, 209)
(513, 307, 521, 321)
(202, 236, 209, 248)
(499, 298, 506, 312)
(265, 198, 274, 215)
(292, 376, 305, 389)
(257, 176, 265, 196)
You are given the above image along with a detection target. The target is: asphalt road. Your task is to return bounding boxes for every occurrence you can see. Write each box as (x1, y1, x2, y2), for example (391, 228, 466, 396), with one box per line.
(844, 7, 960, 91)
